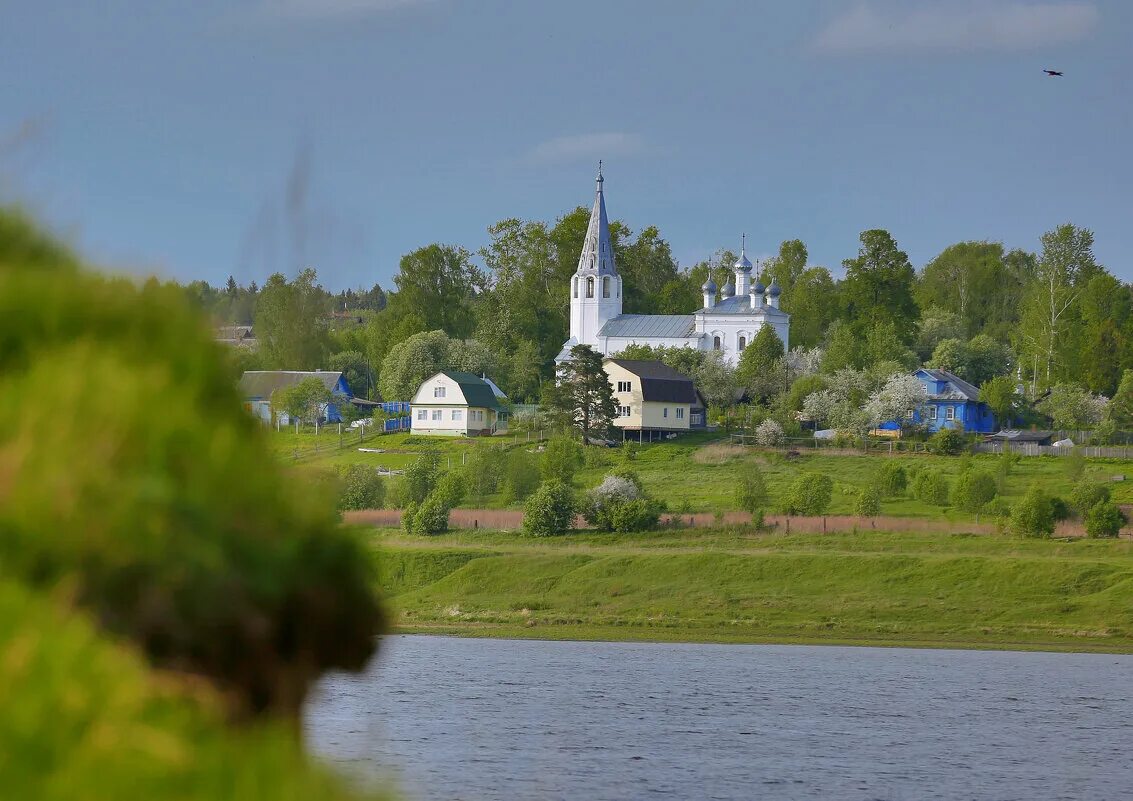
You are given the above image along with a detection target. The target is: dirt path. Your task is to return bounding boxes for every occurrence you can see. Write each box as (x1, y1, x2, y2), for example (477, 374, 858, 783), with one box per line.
(340, 508, 1094, 536)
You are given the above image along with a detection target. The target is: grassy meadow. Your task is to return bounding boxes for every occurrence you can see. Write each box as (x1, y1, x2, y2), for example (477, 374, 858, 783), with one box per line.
(271, 426, 1133, 520)
(372, 526, 1133, 652)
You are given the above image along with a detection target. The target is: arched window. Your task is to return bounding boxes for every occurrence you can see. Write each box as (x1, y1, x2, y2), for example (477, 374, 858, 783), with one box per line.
(713, 335, 722, 351)
(603, 276, 610, 298)
(586, 277, 594, 298)
(572, 276, 578, 298)
(738, 335, 747, 351)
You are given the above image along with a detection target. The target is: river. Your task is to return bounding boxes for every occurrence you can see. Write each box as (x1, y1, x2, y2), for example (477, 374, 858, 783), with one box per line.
(304, 635, 1133, 801)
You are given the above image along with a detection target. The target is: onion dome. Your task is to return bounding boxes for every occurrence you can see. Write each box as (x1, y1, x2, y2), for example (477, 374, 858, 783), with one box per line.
(701, 276, 717, 293)
(752, 277, 766, 295)
(721, 280, 735, 298)
(733, 232, 753, 273)
(768, 278, 782, 297)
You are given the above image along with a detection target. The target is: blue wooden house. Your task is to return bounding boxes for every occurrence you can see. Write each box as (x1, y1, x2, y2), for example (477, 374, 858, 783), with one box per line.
(911, 369, 996, 433)
(239, 370, 353, 424)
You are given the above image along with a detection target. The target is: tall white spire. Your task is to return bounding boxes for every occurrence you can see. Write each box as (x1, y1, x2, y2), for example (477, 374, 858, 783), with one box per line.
(576, 161, 617, 276)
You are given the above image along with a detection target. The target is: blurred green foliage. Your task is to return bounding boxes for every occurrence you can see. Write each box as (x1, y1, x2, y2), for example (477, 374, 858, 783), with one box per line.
(0, 207, 388, 797)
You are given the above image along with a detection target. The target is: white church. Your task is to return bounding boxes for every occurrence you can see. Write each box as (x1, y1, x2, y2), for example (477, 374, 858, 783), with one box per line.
(556, 168, 790, 366)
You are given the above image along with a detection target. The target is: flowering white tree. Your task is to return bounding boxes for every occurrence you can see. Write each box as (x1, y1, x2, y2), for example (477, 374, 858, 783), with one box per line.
(801, 389, 842, 428)
(753, 419, 785, 446)
(864, 374, 928, 429)
(785, 346, 824, 378)
(1036, 383, 1109, 429)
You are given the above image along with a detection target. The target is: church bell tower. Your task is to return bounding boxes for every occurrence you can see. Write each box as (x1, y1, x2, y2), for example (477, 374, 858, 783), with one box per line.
(568, 163, 622, 347)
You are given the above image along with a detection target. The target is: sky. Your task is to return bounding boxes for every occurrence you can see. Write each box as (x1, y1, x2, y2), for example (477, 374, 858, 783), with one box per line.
(2, 0, 1131, 289)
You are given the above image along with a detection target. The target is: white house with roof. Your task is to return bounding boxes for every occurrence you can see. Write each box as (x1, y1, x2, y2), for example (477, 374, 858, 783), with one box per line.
(556, 168, 789, 366)
(410, 371, 507, 437)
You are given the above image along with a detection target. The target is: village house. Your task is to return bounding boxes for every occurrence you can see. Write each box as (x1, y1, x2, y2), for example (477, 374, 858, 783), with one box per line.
(239, 370, 353, 424)
(910, 368, 996, 433)
(410, 371, 508, 436)
(604, 358, 706, 439)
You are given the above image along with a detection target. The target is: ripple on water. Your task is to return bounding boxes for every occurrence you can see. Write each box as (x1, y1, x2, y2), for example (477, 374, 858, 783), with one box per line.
(304, 636, 1133, 801)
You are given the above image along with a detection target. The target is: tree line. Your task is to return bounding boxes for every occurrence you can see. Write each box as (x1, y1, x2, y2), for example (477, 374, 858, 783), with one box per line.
(177, 205, 1130, 418)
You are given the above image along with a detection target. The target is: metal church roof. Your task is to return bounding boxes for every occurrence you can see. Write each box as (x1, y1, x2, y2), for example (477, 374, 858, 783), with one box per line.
(597, 314, 696, 338)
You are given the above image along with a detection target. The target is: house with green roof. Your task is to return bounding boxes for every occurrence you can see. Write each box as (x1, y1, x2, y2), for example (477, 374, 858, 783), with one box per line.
(410, 371, 507, 436)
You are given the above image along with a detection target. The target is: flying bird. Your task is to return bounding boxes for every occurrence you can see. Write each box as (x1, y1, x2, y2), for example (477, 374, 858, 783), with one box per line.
(1043, 69, 1064, 76)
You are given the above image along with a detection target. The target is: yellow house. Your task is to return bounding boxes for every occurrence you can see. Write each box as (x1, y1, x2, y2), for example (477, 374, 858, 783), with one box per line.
(603, 358, 704, 435)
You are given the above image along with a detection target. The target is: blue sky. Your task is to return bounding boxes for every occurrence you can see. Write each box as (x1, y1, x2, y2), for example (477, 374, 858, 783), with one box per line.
(2, 1, 1130, 289)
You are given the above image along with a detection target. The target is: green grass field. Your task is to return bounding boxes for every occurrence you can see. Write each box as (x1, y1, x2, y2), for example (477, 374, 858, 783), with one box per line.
(271, 426, 1133, 521)
(372, 527, 1133, 652)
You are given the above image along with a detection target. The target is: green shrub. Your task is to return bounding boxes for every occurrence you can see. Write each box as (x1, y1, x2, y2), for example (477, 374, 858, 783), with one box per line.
(0, 579, 377, 801)
(337, 465, 386, 511)
(522, 482, 576, 537)
(875, 461, 907, 498)
(782, 472, 833, 515)
(461, 446, 502, 505)
(0, 230, 384, 718)
(736, 466, 769, 519)
(1085, 500, 1125, 538)
(1010, 486, 1056, 537)
(1064, 448, 1087, 481)
(608, 498, 664, 532)
(398, 449, 441, 505)
(541, 436, 585, 484)
(951, 470, 997, 513)
(405, 494, 453, 536)
(1050, 495, 1072, 522)
(929, 428, 966, 455)
(502, 449, 540, 503)
(912, 470, 951, 506)
(403, 472, 464, 536)
(584, 445, 612, 469)
(854, 485, 882, 517)
(582, 474, 664, 532)
(1070, 480, 1111, 517)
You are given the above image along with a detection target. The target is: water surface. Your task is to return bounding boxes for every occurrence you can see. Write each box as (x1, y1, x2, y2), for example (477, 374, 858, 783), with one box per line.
(305, 635, 1133, 801)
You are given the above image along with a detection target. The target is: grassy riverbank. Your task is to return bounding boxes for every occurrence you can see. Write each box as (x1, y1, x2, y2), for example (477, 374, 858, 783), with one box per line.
(373, 527, 1133, 653)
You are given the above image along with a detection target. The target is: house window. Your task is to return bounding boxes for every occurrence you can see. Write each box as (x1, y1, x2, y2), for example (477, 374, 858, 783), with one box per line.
(417, 409, 427, 421)
(691, 413, 703, 425)
(586, 277, 594, 298)
(905, 409, 914, 419)
(617, 381, 632, 393)
(738, 336, 747, 351)
(452, 410, 463, 421)
(946, 406, 955, 421)
(434, 386, 446, 398)
(618, 406, 631, 418)
(663, 407, 668, 418)
(713, 336, 721, 351)
(926, 405, 937, 420)
(603, 276, 610, 298)
(676, 408, 685, 420)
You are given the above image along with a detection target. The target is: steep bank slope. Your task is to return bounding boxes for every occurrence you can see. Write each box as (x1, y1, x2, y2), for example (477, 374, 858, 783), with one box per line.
(375, 529, 1133, 652)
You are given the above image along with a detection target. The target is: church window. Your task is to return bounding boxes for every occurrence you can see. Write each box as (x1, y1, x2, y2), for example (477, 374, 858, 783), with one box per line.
(738, 336, 747, 351)
(586, 277, 594, 298)
(603, 276, 610, 298)
(573, 277, 578, 298)
(713, 336, 722, 351)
